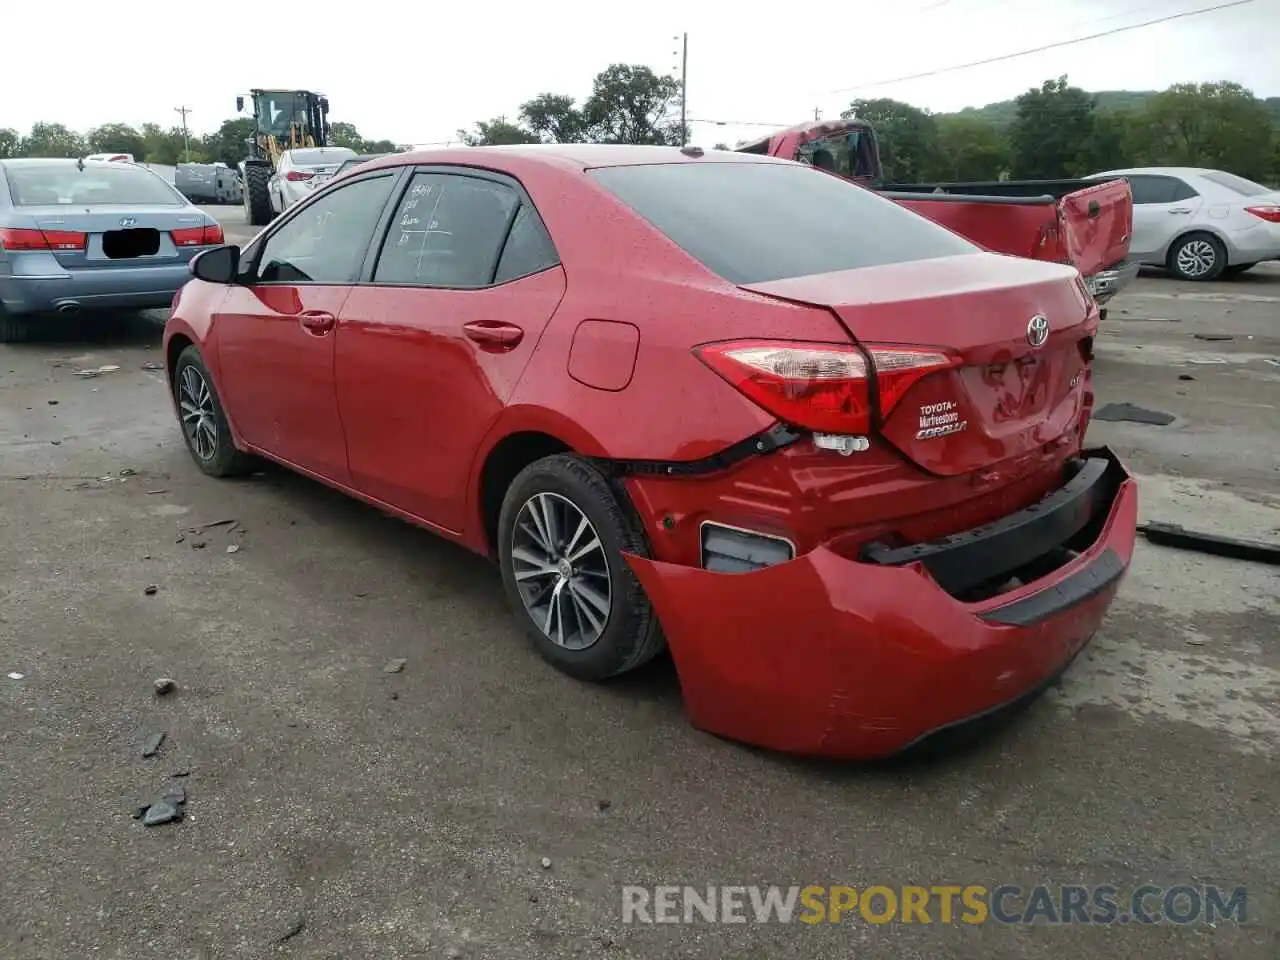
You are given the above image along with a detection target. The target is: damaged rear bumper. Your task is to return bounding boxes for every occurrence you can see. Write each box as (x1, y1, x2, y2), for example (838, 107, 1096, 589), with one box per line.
(624, 447, 1137, 760)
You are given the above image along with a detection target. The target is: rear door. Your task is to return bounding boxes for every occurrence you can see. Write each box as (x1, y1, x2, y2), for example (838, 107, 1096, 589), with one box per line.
(1121, 173, 1202, 260)
(214, 170, 401, 481)
(335, 168, 567, 529)
(1058, 177, 1134, 275)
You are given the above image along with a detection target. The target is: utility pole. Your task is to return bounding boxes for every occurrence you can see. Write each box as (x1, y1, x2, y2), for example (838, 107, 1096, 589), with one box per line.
(673, 33, 688, 146)
(174, 105, 192, 162)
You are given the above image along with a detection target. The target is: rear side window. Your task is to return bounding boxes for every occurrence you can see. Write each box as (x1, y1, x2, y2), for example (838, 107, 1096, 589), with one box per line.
(374, 172, 521, 288)
(494, 203, 559, 284)
(6, 163, 184, 206)
(589, 161, 976, 285)
(1199, 170, 1271, 196)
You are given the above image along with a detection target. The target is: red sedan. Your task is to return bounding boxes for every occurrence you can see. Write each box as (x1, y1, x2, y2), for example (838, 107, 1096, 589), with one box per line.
(164, 144, 1138, 760)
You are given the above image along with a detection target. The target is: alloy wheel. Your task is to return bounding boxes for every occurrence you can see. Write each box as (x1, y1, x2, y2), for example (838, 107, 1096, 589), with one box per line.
(1175, 239, 1217, 278)
(178, 365, 218, 462)
(510, 492, 612, 651)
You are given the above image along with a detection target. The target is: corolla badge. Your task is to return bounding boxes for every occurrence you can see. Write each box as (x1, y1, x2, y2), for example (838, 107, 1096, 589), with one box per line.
(1026, 314, 1050, 348)
(119, 217, 137, 227)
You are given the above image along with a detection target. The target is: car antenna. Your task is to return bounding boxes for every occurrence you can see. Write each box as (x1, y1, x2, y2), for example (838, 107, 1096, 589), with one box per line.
(76, 155, 85, 171)
(680, 145, 704, 158)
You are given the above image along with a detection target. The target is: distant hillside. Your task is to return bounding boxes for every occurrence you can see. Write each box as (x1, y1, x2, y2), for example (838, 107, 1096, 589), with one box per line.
(950, 90, 1280, 126)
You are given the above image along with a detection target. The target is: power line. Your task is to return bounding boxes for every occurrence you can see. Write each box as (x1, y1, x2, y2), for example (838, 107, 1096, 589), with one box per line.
(818, 0, 1265, 97)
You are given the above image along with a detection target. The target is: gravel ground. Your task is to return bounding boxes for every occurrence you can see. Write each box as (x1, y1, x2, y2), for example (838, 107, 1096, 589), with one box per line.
(1, 207, 1276, 959)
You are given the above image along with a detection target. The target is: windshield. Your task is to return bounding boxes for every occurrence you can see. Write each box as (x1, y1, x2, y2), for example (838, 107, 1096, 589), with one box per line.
(254, 91, 314, 139)
(1199, 170, 1272, 196)
(6, 162, 185, 206)
(590, 161, 976, 285)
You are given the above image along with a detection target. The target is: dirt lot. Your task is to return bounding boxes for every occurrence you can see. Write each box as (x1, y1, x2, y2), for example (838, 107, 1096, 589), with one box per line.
(2, 207, 1277, 959)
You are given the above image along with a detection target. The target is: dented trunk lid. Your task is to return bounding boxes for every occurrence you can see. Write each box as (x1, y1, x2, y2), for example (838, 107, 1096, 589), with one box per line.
(740, 252, 1096, 476)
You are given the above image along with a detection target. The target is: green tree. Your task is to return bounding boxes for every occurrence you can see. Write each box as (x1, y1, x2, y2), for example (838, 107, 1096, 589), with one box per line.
(519, 93, 588, 143)
(927, 115, 1010, 181)
(583, 64, 684, 145)
(19, 122, 86, 158)
(328, 121, 364, 150)
(1082, 110, 1130, 173)
(200, 117, 255, 166)
(843, 98, 939, 183)
(1126, 82, 1274, 180)
(1008, 76, 1098, 179)
(457, 118, 541, 146)
(86, 123, 147, 159)
(0, 127, 20, 158)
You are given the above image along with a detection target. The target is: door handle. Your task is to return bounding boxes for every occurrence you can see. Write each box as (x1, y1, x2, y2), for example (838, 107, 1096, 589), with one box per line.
(298, 310, 335, 334)
(1168, 208, 1192, 214)
(463, 320, 523, 348)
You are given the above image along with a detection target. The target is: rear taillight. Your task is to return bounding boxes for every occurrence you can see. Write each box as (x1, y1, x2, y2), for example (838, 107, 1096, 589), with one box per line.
(0, 227, 86, 252)
(695, 340, 957, 434)
(171, 223, 225, 247)
(285, 171, 314, 182)
(1245, 204, 1280, 223)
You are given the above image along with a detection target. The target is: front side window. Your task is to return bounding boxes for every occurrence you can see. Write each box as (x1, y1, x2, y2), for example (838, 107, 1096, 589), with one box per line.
(256, 174, 396, 284)
(374, 172, 520, 288)
(1126, 175, 1181, 205)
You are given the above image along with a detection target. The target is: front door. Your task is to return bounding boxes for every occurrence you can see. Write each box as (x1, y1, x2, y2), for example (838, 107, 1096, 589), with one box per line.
(335, 169, 567, 531)
(1126, 173, 1202, 260)
(215, 172, 399, 482)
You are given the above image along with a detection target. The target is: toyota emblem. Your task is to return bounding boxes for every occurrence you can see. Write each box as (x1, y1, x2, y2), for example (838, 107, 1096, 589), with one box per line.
(119, 217, 137, 227)
(1026, 314, 1050, 348)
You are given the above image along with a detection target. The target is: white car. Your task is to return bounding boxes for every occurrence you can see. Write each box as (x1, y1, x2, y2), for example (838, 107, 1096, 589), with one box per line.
(1087, 166, 1280, 281)
(268, 146, 357, 215)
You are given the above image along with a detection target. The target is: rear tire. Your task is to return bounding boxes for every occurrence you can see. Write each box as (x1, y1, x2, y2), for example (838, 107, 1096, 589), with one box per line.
(243, 163, 273, 227)
(1168, 232, 1226, 282)
(172, 345, 254, 478)
(0, 305, 28, 344)
(497, 454, 665, 681)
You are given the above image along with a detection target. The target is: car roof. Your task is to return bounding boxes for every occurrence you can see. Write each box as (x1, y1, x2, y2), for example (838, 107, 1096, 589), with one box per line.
(0, 157, 133, 168)
(1092, 166, 1220, 179)
(376, 143, 788, 172)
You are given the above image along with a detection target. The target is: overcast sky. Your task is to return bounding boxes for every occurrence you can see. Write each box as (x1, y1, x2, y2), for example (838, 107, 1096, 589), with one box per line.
(7, 0, 1279, 149)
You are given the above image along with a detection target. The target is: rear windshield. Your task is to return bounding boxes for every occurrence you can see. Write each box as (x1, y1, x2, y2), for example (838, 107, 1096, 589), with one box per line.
(590, 161, 977, 285)
(6, 163, 184, 206)
(1199, 171, 1271, 196)
(291, 148, 354, 165)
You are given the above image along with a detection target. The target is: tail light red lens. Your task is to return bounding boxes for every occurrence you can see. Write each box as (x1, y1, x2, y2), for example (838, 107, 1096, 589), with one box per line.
(1244, 204, 1280, 223)
(0, 227, 87, 252)
(171, 223, 225, 247)
(695, 340, 957, 434)
(285, 171, 314, 182)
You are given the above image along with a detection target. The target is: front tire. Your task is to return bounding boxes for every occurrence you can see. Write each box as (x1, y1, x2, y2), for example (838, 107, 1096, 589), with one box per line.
(243, 163, 273, 226)
(1168, 232, 1226, 282)
(497, 454, 665, 681)
(172, 345, 254, 477)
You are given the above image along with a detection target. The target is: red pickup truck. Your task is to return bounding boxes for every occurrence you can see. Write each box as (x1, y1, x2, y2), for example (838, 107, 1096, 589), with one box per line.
(736, 119, 1137, 306)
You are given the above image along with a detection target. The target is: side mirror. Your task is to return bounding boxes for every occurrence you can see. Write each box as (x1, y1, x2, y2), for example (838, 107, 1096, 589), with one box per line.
(190, 245, 241, 284)
(236, 96, 245, 112)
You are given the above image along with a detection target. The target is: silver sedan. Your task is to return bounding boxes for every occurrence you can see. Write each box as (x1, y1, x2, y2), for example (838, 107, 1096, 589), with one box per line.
(1087, 166, 1280, 281)
(267, 147, 357, 216)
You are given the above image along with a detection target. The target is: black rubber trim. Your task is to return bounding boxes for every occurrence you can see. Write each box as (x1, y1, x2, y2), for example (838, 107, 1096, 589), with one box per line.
(979, 547, 1126, 626)
(1139, 522, 1280, 567)
(601, 423, 803, 478)
(860, 448, 1125, 596)
(880, 190, 1056, 207)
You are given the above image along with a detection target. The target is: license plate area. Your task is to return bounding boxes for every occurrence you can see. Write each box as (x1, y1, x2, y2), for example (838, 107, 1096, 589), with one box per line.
(102, 228, 160, 259)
